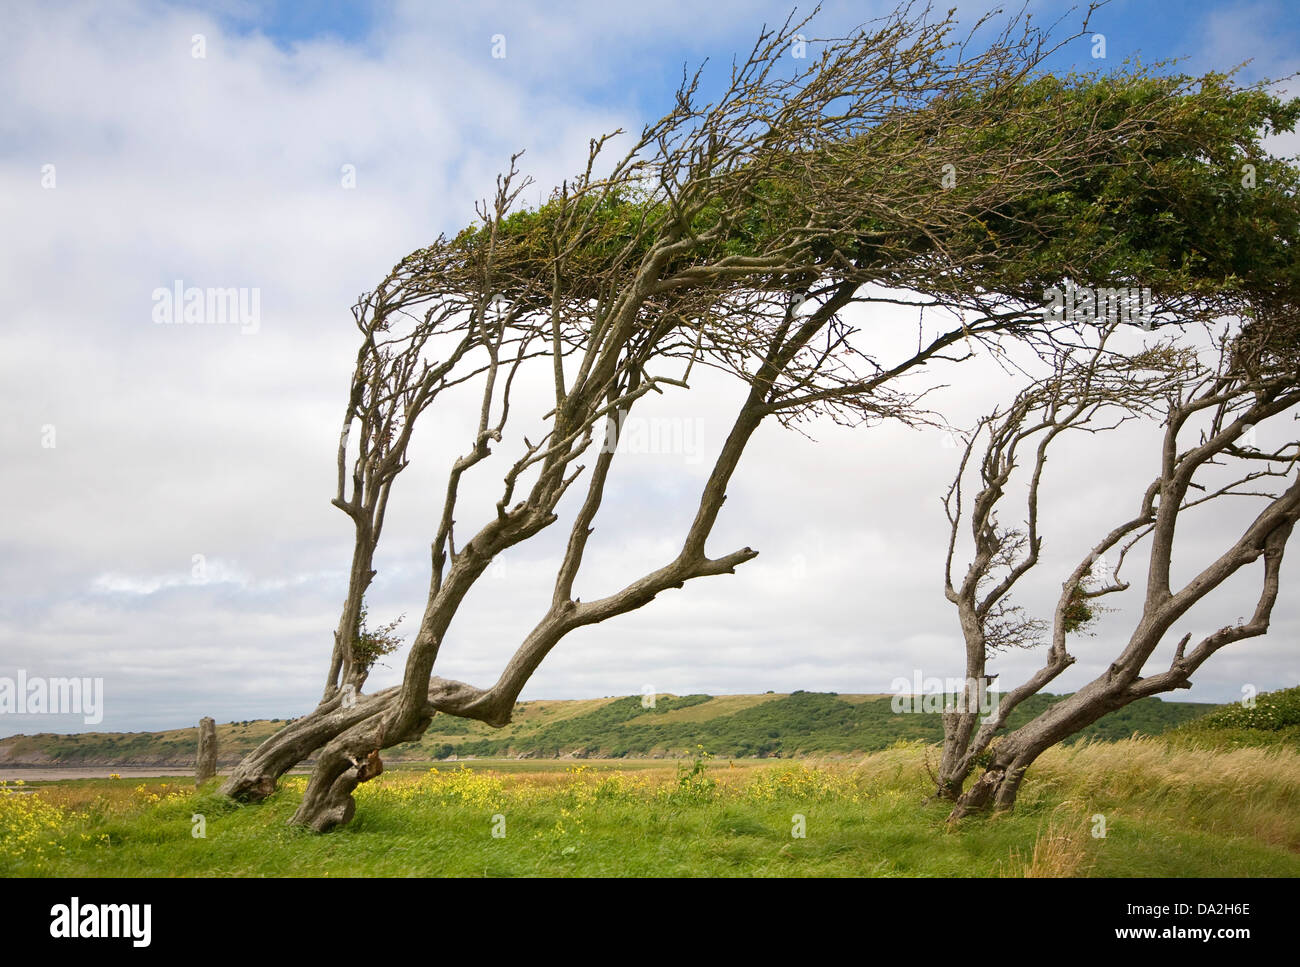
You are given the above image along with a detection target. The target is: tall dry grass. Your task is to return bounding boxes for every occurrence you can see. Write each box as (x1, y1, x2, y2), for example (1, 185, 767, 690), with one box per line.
(1023, 739, 1300, 850)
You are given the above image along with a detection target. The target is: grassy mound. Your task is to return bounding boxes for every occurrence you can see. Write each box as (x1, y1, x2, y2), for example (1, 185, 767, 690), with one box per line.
(1165, 686, 1300, 751)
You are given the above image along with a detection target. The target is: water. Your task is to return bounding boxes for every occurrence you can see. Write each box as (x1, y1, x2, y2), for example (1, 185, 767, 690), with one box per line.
(0, 766, 204, 782)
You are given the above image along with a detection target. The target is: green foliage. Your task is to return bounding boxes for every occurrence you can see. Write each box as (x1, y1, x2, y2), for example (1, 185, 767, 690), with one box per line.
(671, 747, 718, 805)
(443, 70, 1300, 313)
(1166, 687, 1300, 749)
(1198, 686, 1300, 731)
(978, 73, 1298, 300)
(352, 603, 405, 673)
(1061, 584, 1097, 635)
(972, 741, 1000, 772)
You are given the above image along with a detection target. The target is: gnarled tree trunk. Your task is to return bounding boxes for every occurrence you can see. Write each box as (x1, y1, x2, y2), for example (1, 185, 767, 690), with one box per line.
(936, 318, 1300, 821)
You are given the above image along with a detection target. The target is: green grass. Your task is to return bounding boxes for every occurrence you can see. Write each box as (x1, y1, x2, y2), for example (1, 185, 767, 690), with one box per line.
(4, 739, 1297, 877)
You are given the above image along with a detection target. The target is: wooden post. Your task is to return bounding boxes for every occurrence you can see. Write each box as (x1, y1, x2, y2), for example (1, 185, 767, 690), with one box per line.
(195, 716, 217, 786)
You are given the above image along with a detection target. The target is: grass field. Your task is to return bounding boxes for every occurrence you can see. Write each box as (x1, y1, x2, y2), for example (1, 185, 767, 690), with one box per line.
(3, 739, 1298, 878)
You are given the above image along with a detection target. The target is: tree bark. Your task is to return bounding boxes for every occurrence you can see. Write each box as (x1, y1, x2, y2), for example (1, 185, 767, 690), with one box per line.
(950, 671, 1195, 819)
(218, 688, 396, 801)
(937, 708, 980, 799)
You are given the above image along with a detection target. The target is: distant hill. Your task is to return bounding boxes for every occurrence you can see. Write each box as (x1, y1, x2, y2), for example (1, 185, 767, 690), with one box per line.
(0, 717, 293, 767)
(0, 691, 1218, 767)
(392, 690, 1213, 759)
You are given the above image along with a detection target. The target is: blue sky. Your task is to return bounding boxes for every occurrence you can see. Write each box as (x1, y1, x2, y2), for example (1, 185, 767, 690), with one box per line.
(1, 0, 1297, 737)
(163, 1, 1300, 128)
(196, 1, 1300, 79)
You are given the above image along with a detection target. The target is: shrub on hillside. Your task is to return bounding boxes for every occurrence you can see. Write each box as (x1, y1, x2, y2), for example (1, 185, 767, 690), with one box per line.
(1194, 687, 1300, 732)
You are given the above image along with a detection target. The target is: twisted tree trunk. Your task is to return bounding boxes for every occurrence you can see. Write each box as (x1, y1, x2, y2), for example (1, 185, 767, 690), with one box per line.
(949, 506, 1298, 821)
(948, 679, 1128, 818)
(218, 688, 394, 801)
(935, 606, 990, 799)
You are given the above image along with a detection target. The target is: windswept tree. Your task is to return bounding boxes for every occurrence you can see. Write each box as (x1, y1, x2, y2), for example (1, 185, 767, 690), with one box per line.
(217, 3, 1300, 830)
(938, 312, 1300, 819)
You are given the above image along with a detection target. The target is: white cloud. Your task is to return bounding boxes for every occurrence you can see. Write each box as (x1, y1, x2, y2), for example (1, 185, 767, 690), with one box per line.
(1, 1, 1296, 737)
